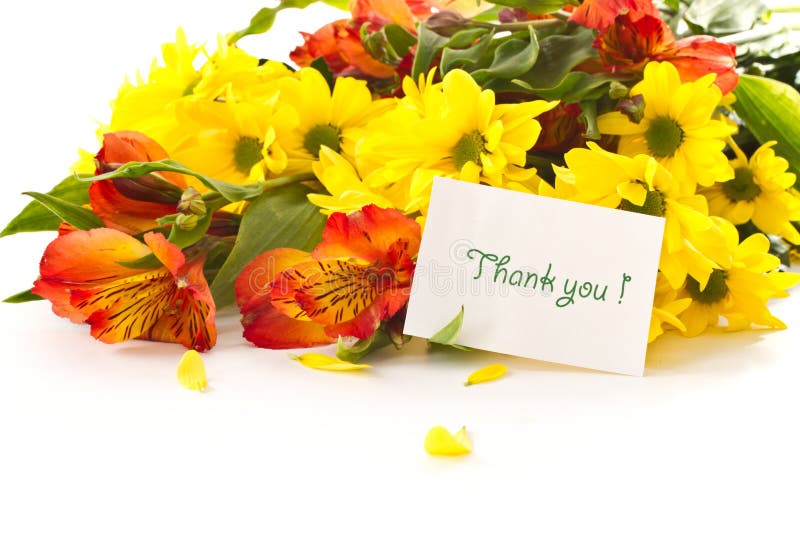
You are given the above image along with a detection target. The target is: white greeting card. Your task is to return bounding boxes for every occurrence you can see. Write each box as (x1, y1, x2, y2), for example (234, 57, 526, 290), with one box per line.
(403, 177, 666, 376)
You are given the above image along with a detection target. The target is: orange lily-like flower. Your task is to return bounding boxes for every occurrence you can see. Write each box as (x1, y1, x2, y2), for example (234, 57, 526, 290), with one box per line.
(32, 228, 216, 351)
(235, 205, 420, 349)
(592, 9, 737, 94)
(90, 131, 187, 234)
(290, 0, 485, 80)
(569, 0, 658, 31)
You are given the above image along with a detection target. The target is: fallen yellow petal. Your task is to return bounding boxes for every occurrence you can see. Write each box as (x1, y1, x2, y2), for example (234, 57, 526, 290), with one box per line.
(424, 426, 473, 456)
(177, 349, 207, 392)
(292, 353, 372, 372)
(464, 363, 507, 386)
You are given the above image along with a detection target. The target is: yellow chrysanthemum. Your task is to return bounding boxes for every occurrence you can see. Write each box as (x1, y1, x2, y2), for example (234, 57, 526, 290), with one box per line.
(703, 140, 800, 244)
(307, 146, 411, 216)
(598, 61, 735, 194)
(648, 272, 691, 343)
(544, 143, 731, 289)
(108, 28, 203, 151)
(358, 69, 557, 209)
(171, 90, 294, 185)
(677, 217, 800, 336)
(192, 35, 294, 102)
(274, 68, 393, 173)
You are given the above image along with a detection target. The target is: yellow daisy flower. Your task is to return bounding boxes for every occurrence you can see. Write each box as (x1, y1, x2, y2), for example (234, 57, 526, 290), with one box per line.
(357, 69, 557, 213)
(703, 140, 800, 244)
(597, 61, 736, 194)
(306, 146, 410, 215)
(677, 217, 800, 337)
(274, 68, 394, 173)
(649, 272, 691, 343)
(108, 28, 203, 151)
(547, 143, 731, 289)
(171, 90, 294, 185)
(192, 35, 294, 102)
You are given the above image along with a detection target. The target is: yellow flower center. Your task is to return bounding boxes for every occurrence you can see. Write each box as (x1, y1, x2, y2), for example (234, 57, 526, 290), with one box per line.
(453, 130, 486, 169)
(722, 166, 762, 202)
(645, 117, 684, 158)
(619, 189, 666, 217)
(685, 269, 729, 304)
(304, 124, 342, 157)
(234, 136, 264, 173)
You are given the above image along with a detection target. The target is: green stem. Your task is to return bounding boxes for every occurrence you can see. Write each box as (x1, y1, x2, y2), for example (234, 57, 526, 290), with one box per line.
(720, 25, 787, 45)
(261, 172, 315, 192)
(473, 18, 564, 32)
(770, 5, 800, 13)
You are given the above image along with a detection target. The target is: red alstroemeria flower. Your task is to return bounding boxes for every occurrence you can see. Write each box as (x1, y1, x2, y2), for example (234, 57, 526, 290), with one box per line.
(235, 205, 421, 349)
(594, 12, 738, 94)
(663, 35, 738, 95)
(533, 102, 586, 153)
(569, 0, 658, 31)
(594, 13, 674, 72)
(90, 131, 187, 234)
(32, 228, 216, 351)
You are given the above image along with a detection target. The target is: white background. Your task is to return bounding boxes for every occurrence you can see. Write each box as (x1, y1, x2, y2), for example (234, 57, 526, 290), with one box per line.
(1, 2, 799, 533)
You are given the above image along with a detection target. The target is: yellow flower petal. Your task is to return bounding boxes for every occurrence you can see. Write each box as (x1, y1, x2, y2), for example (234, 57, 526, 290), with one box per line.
(177, 349, 207, 392)
(464, 363, 508, 386)
(291, 353, 371, 372)
(424, 426, 473, 456)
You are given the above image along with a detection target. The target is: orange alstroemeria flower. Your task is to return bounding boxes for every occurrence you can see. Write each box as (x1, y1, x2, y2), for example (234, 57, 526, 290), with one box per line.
(90, 131, 187, 234)
(235, 205, 420, 349)
(569, 0, 658, 31)
(595, 12, 738, 94)
(32, 229, 216, 351)
(290, 0, 485, 80)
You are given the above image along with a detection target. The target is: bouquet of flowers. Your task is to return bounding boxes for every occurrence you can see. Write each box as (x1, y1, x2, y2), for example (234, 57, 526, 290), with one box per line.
(4, 0, 800, 368)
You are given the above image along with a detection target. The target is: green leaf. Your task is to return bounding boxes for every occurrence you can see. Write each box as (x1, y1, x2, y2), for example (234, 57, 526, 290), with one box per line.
(411, 23, 450, 80)
(85, 160, 265, 203)
(516, 28, 597, 91)
(428, 305, 469, 350)
(733, 74, 800, 182)
(363, 23, 417, 65)
(229, 0, 347, 43)
(446, 27, 492, 50)
(22, 192, 104, 231)
(491, 0, 566, 14)
(336, 331, 392, 363)
(210, 184, 327, 308)
(319, 0, 349, 9)
(3, 289, 43, 304)
(440, 30, 494, 75)
(471, 27, 539, 84)
(1, 175, 91, 237)
(684, 0, 767, 35)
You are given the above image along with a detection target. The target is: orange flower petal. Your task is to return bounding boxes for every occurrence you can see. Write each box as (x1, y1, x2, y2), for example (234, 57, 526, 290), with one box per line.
(313, 204, 421, 263)
(96, 131, 186, 188)
(144, 232, 185, 275)
(241, 296, 335, 349)
(234, 248, 312, 309)
(569, 0, 659, 31)
(88, 180, 177, 235)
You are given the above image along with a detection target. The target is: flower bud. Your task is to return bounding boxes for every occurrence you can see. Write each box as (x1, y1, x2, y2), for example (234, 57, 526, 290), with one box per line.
(175, 213, 200, 231)
(178, 188, 207, 216)
(616, 94, 646, 124)
(425, 11, 469, 37)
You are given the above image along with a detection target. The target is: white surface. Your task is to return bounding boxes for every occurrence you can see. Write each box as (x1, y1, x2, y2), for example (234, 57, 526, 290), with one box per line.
(1, 2, 799, 533)
(405, 178, 665, 376)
